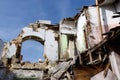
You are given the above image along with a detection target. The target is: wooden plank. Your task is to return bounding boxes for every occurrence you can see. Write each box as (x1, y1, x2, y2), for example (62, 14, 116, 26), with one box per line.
(50, 61, 73, 80)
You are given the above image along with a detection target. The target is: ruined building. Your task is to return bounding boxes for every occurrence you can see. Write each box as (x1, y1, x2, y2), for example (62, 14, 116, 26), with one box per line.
(0, 0, 120, 80)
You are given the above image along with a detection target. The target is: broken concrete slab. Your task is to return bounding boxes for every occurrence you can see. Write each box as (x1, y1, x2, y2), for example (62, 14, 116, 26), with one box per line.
(91, 69, 117, 80)
(50, 60, 73, 80)
(109, 51, 120, 80)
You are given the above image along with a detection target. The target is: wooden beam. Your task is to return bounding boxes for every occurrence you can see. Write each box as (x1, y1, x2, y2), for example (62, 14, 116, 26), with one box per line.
(96, 0, 103, 39)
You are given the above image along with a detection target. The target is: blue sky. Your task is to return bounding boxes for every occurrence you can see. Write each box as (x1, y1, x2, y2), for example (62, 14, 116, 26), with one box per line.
(0, 0, 95, 62)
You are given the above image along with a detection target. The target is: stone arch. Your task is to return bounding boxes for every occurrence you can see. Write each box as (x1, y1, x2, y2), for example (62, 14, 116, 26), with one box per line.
(2, 22, 59, 65)
(2, 26, 46, 64)
(17, 27, 45, 63)
(22, 35, 44, 45)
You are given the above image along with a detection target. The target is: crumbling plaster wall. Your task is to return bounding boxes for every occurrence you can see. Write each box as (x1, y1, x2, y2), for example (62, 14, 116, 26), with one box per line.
(1, 21, 59, 65)
(44, 29, 58, 61)
(100, 1, 120, 32)
(0, 1, 119, 79)
(22, 26, 59, 61)
(59, 19, 76, 60)
(77, 12, 87, 52)
(81, 2, 120, 48)
(0, 21, 60, 80)
(22, 27, 45, 41)
(86, 7, 102, 47)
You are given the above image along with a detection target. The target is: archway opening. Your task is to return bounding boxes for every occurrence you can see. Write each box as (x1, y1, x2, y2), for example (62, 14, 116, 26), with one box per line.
(21, 40, 44, 63)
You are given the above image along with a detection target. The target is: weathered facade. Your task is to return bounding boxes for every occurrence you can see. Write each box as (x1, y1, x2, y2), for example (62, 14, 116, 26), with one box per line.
(0, 0, 120, 80)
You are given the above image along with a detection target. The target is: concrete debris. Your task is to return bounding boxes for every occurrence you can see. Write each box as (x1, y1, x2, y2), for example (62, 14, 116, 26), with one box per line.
(91, 69, 117, 80)
(50, 60, 73, 80)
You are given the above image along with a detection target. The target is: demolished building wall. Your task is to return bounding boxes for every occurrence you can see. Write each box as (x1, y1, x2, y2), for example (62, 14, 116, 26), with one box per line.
(72, 0, 120, 79)
(0, 0, 120, 80)
(0, 20, 61, 80)
(59, 19, 76, 60)
(77, 11, 87, 53)
(75, 0, 120, 49)
(2, 20, 59, 64)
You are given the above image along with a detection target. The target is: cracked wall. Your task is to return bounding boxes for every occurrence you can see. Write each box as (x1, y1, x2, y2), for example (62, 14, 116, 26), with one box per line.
(0, 0, 120, 80)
